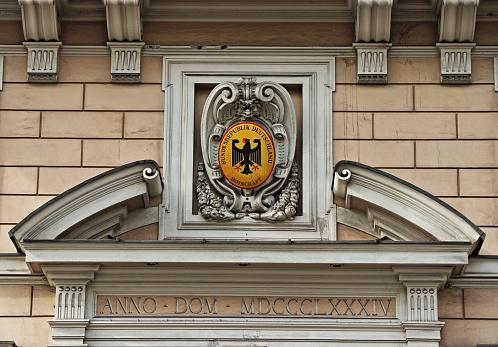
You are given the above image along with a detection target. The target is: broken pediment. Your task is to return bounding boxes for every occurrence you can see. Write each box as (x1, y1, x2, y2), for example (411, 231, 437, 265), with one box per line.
(333, 160, 484, 254)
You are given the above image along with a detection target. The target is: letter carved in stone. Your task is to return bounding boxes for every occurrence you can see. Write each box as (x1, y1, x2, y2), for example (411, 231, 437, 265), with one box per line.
(197, 77, 299, 222)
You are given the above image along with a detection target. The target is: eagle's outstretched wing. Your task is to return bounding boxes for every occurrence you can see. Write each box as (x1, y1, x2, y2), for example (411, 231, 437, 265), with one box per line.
(249, 139, 261, 166)
(232, 139, 243, 166)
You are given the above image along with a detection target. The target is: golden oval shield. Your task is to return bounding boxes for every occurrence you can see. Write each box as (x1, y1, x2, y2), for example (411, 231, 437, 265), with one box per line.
(218, 122, 275, 189)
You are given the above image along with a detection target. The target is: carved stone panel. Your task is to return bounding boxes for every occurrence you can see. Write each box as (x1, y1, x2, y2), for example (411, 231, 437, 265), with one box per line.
(198, 77, 299, 222)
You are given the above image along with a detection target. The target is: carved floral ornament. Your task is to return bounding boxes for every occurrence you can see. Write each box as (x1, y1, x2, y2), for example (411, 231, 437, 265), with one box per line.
(197, 77, 299, 222)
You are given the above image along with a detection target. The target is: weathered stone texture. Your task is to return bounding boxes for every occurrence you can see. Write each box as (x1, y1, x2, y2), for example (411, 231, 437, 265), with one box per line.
(0, 84, 84, 110)
(479, 228, 498, 256)
(0, 111, 40, 137)
(0, 317, 52, 347)
(333, 112, 373, 139)
(0, 167, 38, 195)
(441, 319, 498, 347)
(0, 286, 31, 316)
(0, 195, 53, 224)
(334, 140, 414, 167)
(438, 288, 463, 319)
(416, 141, 498, 168)
(32, 286, 55, 316)
(334, 85, 413, 112)
(415, 85, 498, 111)
(41, 111, 123, 138)
(464, 288, 498, 319)
(458, 112, 498, 139)
(84, 84, 164, 111)
(0, 225, 17, 253)
(124, 112, 164, 139)
(0, 139, 81, 166)
(441, 198, 498, 227)
(460, 169, 498, 197)
(383, 169, 457, 197)
(374, 112, 456, 139)
(82, 140, 163, 166)
(38, 167, 109, 195)
(387, 57, 440, 84)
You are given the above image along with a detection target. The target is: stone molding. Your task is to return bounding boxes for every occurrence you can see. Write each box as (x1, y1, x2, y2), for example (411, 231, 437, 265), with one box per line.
(495, 56, 498, 92)
(103, 0, 150, 41)
(23, 41, 62, 82)
(0, 54, 3, 90)
(107, 42, 144, 83)
(18, 0, 67, 41)
(432, 0, 480, 42)
(354, 43, 391, 84)
(347, 0, 396, 42)
(437, 42, 475, 84)
(333, 161, 484, 253)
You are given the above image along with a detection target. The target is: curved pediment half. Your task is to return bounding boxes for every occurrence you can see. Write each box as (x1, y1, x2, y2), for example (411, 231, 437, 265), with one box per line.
(333, 161, 484, 255)
(9, 160, 163, 252)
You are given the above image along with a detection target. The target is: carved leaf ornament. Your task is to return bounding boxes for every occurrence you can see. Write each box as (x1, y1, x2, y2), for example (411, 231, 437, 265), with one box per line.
(198, 77, 299, 222)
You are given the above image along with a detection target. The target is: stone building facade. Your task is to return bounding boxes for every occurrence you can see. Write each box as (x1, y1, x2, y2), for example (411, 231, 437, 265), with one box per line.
(0, 1, 497, 346)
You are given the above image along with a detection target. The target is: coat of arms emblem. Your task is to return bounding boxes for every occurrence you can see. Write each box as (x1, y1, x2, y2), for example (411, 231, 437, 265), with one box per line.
(197, 77, 299, 222)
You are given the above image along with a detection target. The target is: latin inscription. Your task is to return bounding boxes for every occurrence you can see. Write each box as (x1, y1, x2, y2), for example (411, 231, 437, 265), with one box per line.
(96, 296, 396, 317)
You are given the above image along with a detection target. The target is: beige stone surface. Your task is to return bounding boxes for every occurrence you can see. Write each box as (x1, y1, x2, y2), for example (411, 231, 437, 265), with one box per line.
(383, 169, 457, 196)
(82, 140, 163, 166)
(32, 285, 55, 316)
(464, 288, 498, 318)
(333, 140, 414, 167)
(374, 112, 456, 139)
(38, 167, 109, 195)
(2, 56, 27, 83)
(0, 139, 81, 166)
(0, 167, 38, 194)
(441, 198, 498, 227)
(387, 57, 440, 84)
(441, 319, 498, 346)
(337, 223, 375, 241)
(335, 57, 357, 84)
(0, 84, 84, 110)
(333, 112, 373, 139)
(391, 21, 438, 46)
(124, 112, 164, 138)
(415, 85, 498, 111)
(472, 57, 495, 83)
(458, 112, 498, 139)
(0, 111, 40, 137)
(416, 141, 498, 168)
(459, 169, 498, 197)
(58, 56, 110, 83)
(0, 286, 31, 316)
(0, 195, 54, 224)
(141, 56, 163, 84)
(438, 288, 463, 319)
(85, 84, 164, 111)
(478, 227, 498, 255)
(0, 317, 52, 347)
(41, 111, 123, 138)
(0, 225, 17, 253)
(334, 85, 413, 112)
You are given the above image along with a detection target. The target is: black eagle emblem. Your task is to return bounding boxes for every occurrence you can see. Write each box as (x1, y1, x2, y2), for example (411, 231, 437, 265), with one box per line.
(232, 138, 261, 175)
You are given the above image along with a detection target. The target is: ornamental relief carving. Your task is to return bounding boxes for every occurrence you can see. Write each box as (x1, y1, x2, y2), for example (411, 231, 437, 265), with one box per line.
(197, 77, 299, 222)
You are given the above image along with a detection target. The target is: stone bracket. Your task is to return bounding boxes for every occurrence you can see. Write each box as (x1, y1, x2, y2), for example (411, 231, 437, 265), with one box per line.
(48, 319, 89, 347)
(437, 43, 475, 84)
(18, 0, 68, 41)
(23, 41, 62, 83)
(354, 43, 391, 84)
(103, 0, 150, 41)
(432, 0, 480, 42)
(107, 42, 145, 83)
(347, 0, 396, 42)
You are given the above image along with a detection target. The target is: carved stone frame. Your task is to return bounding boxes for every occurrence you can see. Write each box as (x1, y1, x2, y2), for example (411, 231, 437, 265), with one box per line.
(160, 48, 335, 240)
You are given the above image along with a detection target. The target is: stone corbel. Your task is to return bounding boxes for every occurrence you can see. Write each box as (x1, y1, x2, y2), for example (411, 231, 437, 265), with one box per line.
(432, 0, 480, 42)
(23, 41, 62, 82)
(103, 0, 150, 41)
(393, 267, 452, 347)
(42, 264, 101, 347)
(107, 42, 144, 83)
(437, 42, 475, 84)
(347, 0, 396, 43)
(353, 43, 391, 84)
(18, 0, 68, 41)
